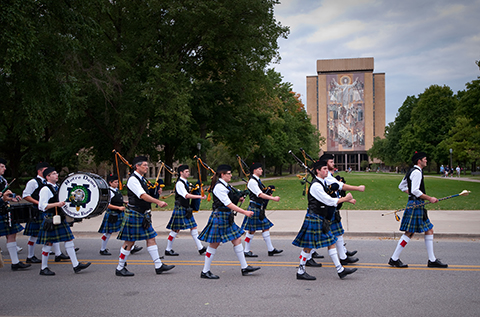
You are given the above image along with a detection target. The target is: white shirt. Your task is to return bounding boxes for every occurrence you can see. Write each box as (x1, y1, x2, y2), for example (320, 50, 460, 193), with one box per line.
(38, 182, 56, 212)
(22, 176, 46, 198)
(398, 165, 423, 197)
(247, 175, 262, 198)
(175, 177, 189, 199)
(126, 171, 147, 199)
(213, 178, 232, 207)
(310, 176, 339, 207)
(324, 171, 344, 191)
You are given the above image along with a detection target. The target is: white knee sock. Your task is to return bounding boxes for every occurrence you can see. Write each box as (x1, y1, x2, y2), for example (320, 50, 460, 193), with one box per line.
(148, 245, 163, 269)
(202, 246, 216, 273)
(391, 234, 410, 261)
(65, 241, 79, 267)
(53, 242, 62, 256)
(101, 233, 111, 251)
(7, 242, 19, 264)
(27, 236, 37, 258)
(244, 233, 254, 252)
(298, 251, 309, 274)
(234, 244, 248, 269)
(166, 231, 177, 251)
(336, 235, 347, 260)
(191, 229, 203, 250)
(117, 247, 130, 270)
(328, 248, 344, 273)
(425, 234, 436, 262)
(307, 249, 314, 260)
(262, 231, 274, 252)
(41, 245, 52, 270)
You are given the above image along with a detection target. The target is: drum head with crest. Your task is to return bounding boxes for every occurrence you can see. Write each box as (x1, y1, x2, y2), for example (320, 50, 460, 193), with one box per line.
(58, 172, 110, 219)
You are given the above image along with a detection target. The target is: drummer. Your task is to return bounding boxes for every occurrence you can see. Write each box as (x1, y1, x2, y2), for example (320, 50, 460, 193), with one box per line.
(36, 167, 91, 275)
(0, 157, 30, 271)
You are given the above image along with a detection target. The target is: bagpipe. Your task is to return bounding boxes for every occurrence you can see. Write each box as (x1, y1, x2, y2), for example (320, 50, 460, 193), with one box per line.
(382, 190, 471, 221)
(194, 155, 215, 202)
(288, 150, 338, 196)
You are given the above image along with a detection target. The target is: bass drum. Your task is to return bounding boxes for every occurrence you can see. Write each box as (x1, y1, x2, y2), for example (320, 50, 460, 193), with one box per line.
(58, 172, 110, 219)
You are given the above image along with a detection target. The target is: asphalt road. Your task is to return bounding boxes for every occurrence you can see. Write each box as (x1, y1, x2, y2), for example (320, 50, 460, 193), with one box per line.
(1, 236, 479, 317)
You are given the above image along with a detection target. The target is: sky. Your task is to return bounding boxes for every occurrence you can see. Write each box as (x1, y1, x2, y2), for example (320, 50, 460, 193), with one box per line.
(272, 0, 480, 124)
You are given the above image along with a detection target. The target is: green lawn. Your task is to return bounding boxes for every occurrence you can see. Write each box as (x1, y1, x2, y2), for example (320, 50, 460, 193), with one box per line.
(155, 172, 478, 211)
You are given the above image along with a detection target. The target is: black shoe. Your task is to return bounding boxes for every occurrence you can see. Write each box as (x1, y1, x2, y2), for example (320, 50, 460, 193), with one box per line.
(40, 267, 55, 276)
(244, 251, 258, 258)
(116, 267, 134, 277)
(305, 258, 322, 267)
(11, 262, 31, 271)
(130, 245, 143, 254)
(201, 271, 219, 279)
(73, 262, 91, 273)
(268, 248, 283, 256)
(428, 259, 448, 268)
(338, 267, 357, 279)
(296, 271, 316, 280)
(241, 265, 261, 276)
(198, 246, 207, 255)
(99, 249, 112, 256)
(164, 249, 179, 256)
(26, 256, 42, 263)
(388, 258, 408, 268)
(55, 253, 70, 262)
(346, 250, 358, 257)
(340, 256, 359, 265)
(155, 263, 175, 274)
(312, 251, 324, 259)
(75, 247, 79, 252)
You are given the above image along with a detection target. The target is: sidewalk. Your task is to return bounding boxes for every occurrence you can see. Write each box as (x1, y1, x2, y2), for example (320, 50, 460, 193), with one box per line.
(71, 209, 480, 240)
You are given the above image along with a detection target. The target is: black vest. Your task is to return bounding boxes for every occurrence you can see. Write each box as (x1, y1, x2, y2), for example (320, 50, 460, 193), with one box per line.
(109, 188, 124, 207)
(127, 173, 151, 212)
(248, 176, 265, 204)
(0, 176, 7, 192)
(406, 166, 425, 200)
(30, 177, 45, 203)
(44, 184, 59, 214)
(175, 178, 190, 208)
(307, 178, 333, 218)
(212, 181, 236, 211)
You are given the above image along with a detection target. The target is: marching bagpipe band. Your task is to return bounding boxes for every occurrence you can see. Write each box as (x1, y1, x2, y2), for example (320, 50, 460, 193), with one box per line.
(382, 190, 472, 221)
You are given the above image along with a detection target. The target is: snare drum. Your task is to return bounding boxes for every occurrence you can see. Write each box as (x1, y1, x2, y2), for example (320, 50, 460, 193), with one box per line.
(58, 172, 110, 219)
(7, 203, 34, 223)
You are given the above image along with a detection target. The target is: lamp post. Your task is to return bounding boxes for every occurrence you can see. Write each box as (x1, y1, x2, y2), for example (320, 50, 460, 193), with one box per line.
(449, 148, 453, 171)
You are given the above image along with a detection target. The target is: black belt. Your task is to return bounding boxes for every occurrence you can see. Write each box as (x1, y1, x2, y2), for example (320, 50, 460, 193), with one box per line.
(408, 195, 423, 201)
(128, 206, 149, 214)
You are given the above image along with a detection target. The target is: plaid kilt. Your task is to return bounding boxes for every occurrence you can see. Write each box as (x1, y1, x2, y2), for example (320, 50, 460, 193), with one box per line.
(400, 200, 434, 233)
(198, 210, 244, 243)
(116, 208, 157, 242)
(292, 211, 337, 249)
(98, 209, 124, 234)
(0, 213, 24, 237)
(330, 211, 344, 237)
(242, 202, 274, 231)
(166, 205, 197, 231)
(23, 207, 42, 236)
(36, 213, 74, 244)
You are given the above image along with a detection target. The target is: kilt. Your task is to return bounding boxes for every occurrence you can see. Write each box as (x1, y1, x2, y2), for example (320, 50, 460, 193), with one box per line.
(23, 218, 43, 237)
(98, 209, 124, 234)
(116, 208, 157, 242)
(292, 211, 337, 249)
(36, 213, 74, 244)
(198, 210, 244, 243)
(399, 200, 434, 233)
(0, 213, 24, 237)
(242, 202, 273, 231)
(166, 205, 197, 231)
(330, 211, 344, 237)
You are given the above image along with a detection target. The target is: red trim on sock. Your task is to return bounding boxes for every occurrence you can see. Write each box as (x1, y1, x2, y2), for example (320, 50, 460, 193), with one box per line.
(303, 257, 307, 261)
(245, 237, 251, 243)
(168, 235, 174, 241)
(42, 251, 49, 256)
(206, 252, 211, 258)
(28, 241, 35, 246)
(400, 240, 407, 247)
(119, 253, 126, 260)
(299, 255, 302, 259)
(101, 235, 107, 241)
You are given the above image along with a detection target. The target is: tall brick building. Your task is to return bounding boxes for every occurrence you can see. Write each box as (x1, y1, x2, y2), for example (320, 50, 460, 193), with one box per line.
(306, 57, 385, 171)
